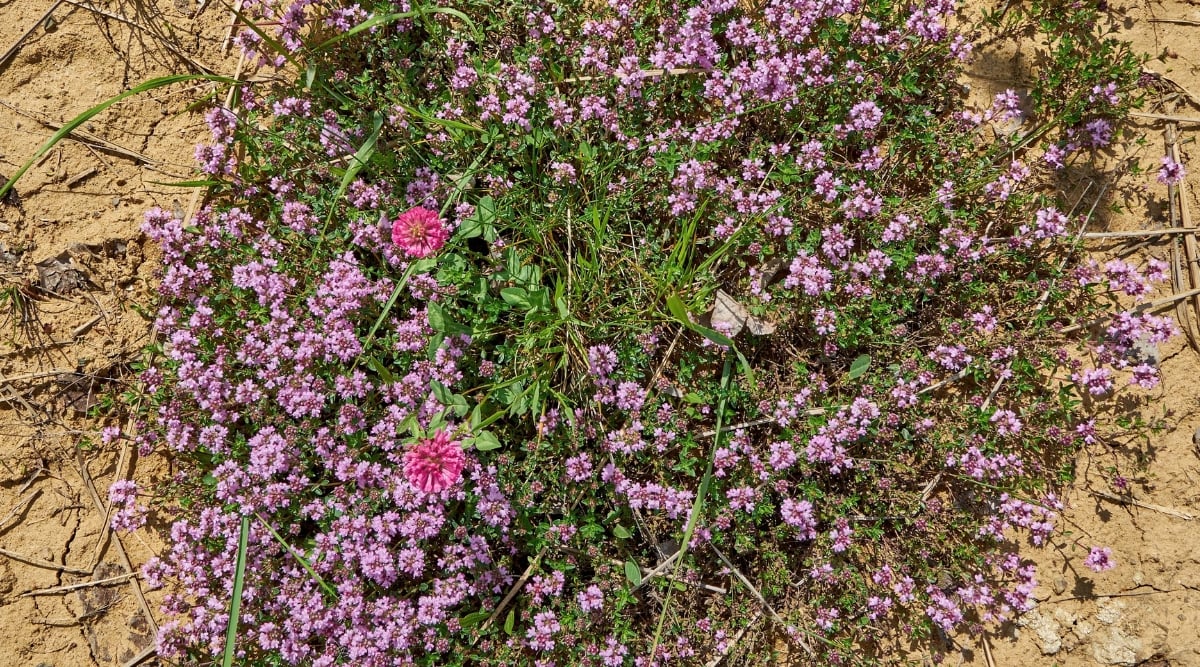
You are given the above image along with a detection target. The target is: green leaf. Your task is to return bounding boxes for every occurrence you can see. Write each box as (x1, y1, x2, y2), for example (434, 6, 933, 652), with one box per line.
(430, 380, 452, 405)
(613, 525, 632, 539)
(427, 301, 470, 335)
(460, 610, 490, 630)
(427, 301, 449, 333)
(849, 354, 872, 380)
(625, 559, 643, 586)
(472, 430, 501, 451)
(501, 287, 531, 309)
(364, 356, 394, 384)
(221, 515, 250, 667)
(665, 294, 691, 322)
(458, 195, 496, 240)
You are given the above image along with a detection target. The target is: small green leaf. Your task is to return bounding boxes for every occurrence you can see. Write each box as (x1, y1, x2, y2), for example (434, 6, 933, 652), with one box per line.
(625, 559, 643, 586)
(613, 525, 632, 539)
(460, 610, 490, 629)
(430, 380, 452, 405)
(665, 294, 691, 322)
(427, 301, 448, 332)
(364, 356, 394, 384)
(472, 430, 502, 451)
(427, 302, 470, 335)
(849, 354, 872, 380)
(501, 287, 531, 309)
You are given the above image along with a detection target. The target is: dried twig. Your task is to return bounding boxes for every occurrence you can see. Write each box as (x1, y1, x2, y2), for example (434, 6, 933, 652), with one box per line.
(31, 616, 85, 627)
(0, 0, 66, 69)
(558, 67, 704, 84)
(709, 544, 814, 656)
(0, 490, 40, 529)
(479, 548, 544, 632)
(76, 447, 159, 635)
(0, 99, 159, 166)
(1061, 288, 1200, 334)
(704, 610, 762, 667)
(1131, 112, 1200, 125)
(697, 408, 828, 438)
(1144, 68, 1200, 109)
(981, 631, 997, 667)
(606, 558, 726, 594)
(1148, 18, 1200, 27)
(72, 314, 104, 338)
(1082, 227, 1200, 240)
(65, 167, 98, 188)
(21, 571, 134, 596)
(0, 465, 44, 527)
(0, 545, 92, 575)
(222, 0, 245, 55)
(1091, 489, 1196, 520)
(62, 0, 215, 74)
(1167, 125, 1200, 344)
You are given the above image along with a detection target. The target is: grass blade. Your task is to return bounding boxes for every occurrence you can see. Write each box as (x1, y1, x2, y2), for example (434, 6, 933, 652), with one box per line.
(0, 74, 236, 200)
(648, 355, 732, 657)
(221, 514, 250, 667)
(255, 513, 338, 598)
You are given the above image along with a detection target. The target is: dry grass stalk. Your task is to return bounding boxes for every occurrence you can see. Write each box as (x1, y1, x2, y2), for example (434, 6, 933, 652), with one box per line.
(0, 0, 66, 68)
(0, 99, 159, 167)
(1147, 18, 1200, 27)
(1168, 125, 1200, 340)
(76, 447, 159, 636)
(21, 571, 134, 596)
(1083, 227, 1200, 240)
(1061, 287, 1200, 334)
(62, 0, 216, 74)
(1091, 489, 1195, 520)
(121, 645, 157, 667)
(709, 544, 814, 656)
(1131, 111, 1200, 124)
(1165, 125, 1200, 350)
(0, 545, 92, 575)
(704, 610, 762, 667)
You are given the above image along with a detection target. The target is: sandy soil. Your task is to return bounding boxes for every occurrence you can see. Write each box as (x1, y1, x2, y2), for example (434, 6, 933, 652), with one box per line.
(0, 1, 1197, 667)
(0, 0, 236, 665)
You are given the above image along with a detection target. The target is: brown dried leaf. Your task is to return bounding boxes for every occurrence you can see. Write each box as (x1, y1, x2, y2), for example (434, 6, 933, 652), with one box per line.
(709, 289, 776, 337)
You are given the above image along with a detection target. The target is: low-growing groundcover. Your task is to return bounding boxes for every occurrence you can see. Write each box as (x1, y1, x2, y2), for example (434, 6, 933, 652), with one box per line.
(122, 0, 1164, 664)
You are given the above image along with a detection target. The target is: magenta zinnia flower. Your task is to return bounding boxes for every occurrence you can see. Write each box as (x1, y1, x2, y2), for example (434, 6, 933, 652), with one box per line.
(403, 429, 466, 494)
(391, 206, 449, 258)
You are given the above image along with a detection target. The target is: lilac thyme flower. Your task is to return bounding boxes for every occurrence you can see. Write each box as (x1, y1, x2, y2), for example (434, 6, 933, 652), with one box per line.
(1158, 156, 1187, 186)
(1084, 546, 1116, 572)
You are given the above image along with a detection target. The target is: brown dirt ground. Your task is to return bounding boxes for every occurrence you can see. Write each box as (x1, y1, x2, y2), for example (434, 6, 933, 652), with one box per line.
(0, 0, 237, 665)
(1, 1, 1199, 667)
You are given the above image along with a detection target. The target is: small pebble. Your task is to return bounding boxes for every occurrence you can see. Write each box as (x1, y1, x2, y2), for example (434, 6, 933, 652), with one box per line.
(1052, 577, 1068, 595)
